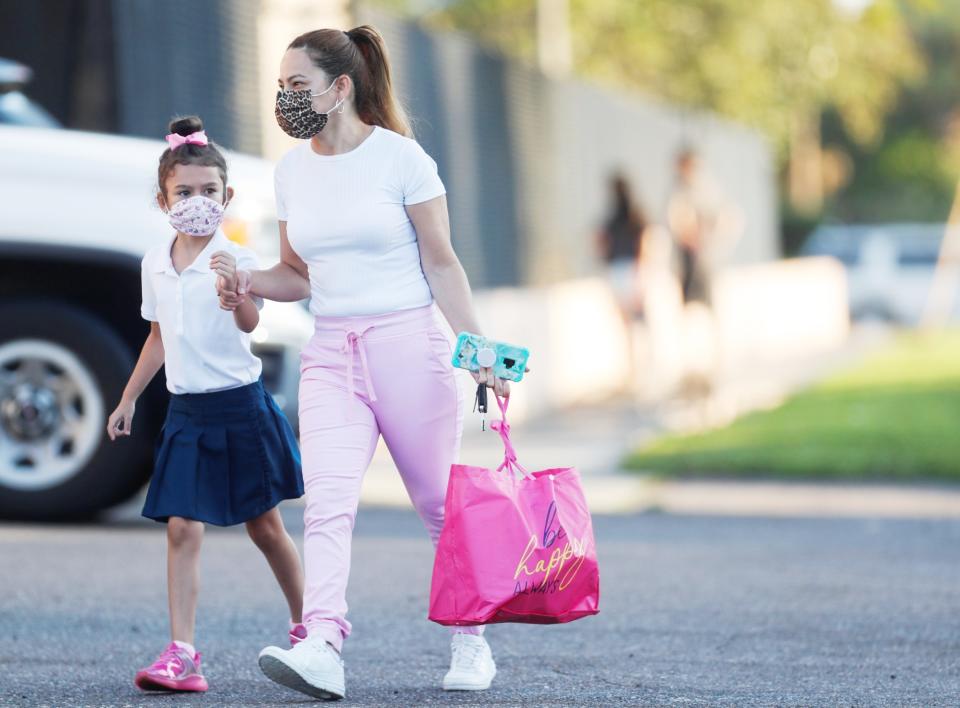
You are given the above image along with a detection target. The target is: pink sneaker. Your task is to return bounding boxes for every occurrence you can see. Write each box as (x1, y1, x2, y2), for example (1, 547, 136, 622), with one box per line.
(134, 642, 208, 692)
(289, 622, 308, 647)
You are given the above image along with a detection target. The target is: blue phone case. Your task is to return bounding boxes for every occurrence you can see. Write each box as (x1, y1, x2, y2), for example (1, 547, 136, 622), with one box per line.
(451, 333, 529, 383)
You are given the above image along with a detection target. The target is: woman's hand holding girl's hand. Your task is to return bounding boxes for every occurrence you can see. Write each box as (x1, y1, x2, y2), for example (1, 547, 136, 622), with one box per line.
(106, 399, 135, 440)
(217, 278, 246, 311)
(211, 250, 252, 311)
(218, 290, 244, 311)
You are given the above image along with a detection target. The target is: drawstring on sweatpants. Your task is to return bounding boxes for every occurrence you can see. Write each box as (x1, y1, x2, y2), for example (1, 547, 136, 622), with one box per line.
(341, 326, 378, 404)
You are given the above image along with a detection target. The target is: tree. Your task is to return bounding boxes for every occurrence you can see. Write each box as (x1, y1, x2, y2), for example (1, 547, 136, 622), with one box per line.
(824, 1, 960, 222)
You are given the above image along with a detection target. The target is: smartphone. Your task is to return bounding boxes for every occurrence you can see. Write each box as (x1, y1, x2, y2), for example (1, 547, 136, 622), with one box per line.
(451, 332, 530, 383)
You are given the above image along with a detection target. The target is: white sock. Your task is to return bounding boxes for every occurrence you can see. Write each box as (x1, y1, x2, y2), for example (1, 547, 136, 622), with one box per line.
(173, 640, 196, 656)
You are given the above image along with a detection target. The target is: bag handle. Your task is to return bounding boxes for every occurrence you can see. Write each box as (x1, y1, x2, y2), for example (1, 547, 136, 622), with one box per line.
(489, 395, 533, 479)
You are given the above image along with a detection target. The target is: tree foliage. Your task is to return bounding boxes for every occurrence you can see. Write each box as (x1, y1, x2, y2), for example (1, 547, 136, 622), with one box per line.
(824, 1, 960, 221)
(412, 0, 925, 155)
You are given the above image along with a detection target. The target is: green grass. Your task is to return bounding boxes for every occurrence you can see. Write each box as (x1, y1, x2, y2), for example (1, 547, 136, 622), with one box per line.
(624, 331, 960, 481)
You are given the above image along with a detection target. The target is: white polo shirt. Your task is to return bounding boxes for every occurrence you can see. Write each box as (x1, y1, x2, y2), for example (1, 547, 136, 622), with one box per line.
(141, 230, 263, 394)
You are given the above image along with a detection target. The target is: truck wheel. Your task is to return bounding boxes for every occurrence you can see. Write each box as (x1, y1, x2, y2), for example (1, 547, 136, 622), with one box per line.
(0, 302, 153, 519)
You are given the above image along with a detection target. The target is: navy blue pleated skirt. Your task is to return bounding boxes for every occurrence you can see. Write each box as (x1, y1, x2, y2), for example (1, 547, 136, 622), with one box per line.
(142, 379, 303, 527)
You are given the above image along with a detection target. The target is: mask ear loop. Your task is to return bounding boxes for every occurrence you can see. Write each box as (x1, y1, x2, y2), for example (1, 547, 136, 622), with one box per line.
(327, 94, 345, 115)
(312, 76, 347, 115)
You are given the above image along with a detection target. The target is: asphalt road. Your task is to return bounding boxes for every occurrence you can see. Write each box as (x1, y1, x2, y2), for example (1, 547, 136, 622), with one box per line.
(1, 506, 958, 706)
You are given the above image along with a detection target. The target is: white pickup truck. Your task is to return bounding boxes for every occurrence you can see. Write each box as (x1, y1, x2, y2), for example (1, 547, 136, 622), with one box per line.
(0, 60, 313, 520)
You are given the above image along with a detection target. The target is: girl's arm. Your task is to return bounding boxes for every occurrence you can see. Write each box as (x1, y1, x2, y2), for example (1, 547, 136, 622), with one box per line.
(231, 294, 259, 333)
(406, 195, 511, 398)
(243, 222, 311, 302)
(107, 322, 164, 440)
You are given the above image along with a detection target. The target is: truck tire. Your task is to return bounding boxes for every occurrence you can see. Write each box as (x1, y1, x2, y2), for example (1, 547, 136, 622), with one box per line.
(0, 302, 154, 519)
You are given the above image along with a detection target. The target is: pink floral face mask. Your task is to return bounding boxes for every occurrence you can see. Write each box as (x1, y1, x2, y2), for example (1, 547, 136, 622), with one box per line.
(166, 195, 226, 237)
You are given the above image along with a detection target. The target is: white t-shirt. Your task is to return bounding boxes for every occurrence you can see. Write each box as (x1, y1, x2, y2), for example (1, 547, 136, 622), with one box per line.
(275, 126, 446, 317)
(141, 230, 263, 394)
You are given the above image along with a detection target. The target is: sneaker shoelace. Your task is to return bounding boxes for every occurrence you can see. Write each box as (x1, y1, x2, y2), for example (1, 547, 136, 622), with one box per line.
(306, 638, 342, 664)
(149, 646, 188, 678)
(149, 645, 198, 678)
(452, 641, 486, 671)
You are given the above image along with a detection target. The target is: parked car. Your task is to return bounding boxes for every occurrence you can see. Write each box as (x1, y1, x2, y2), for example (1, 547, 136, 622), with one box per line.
(0, 60, 312, 520)
(801, 223, 952, 324)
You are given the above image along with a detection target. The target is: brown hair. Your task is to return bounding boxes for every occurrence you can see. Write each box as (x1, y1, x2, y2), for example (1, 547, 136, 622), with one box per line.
(157, 115, 228, 199)
(288, 25, 413, 138)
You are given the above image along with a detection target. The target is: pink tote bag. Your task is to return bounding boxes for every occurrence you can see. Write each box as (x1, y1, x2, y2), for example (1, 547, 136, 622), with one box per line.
(429, 396, 600, 625)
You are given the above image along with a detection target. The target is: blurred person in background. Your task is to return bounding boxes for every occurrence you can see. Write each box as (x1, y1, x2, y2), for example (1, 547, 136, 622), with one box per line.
(666, 146, 743, 406)
(596, 171, 648, 323)
(667, 147, 725, 305)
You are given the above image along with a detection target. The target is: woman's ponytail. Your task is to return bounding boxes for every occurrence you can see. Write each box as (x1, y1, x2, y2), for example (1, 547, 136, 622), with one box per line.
(345, 26, 412, 138)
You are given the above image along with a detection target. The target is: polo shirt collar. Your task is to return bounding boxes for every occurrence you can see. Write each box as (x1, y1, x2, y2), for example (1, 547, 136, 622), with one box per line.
(153, 230, 229, 275)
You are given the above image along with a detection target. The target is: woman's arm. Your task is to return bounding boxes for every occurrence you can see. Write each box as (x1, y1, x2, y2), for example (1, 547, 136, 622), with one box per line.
(243, 222, 311, 302)
(408, 196, 482, 335)
(407, 195, 510, 397)
(107, 322, 164, 439)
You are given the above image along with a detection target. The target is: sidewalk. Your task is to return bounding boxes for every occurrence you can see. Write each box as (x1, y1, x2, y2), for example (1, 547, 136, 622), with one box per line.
(360, 325, 960, 519)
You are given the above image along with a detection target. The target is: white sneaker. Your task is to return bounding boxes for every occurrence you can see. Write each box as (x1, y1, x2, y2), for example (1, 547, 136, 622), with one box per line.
(258, 636, 345, 700)
(442, 633, 496, 691)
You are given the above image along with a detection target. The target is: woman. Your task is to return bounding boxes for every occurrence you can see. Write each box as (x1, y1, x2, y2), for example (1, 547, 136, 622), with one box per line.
(596, 171, 648, 321)
(217, 25, 510, 700)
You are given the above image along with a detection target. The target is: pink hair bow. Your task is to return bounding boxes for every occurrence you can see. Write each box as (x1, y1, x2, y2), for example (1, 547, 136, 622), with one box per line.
(165, 130, 208, 150)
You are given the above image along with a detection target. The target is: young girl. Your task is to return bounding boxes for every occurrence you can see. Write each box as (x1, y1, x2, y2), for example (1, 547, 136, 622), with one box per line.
(106, 116, 309, 693)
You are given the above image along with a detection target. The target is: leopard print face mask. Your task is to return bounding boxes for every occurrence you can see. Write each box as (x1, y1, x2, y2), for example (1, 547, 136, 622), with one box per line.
(275, 80, 343, 139)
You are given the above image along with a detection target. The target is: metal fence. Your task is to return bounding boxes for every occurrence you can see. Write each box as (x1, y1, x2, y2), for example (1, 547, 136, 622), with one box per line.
(111, 0, 263, 154)
(1, 0, 263, 154)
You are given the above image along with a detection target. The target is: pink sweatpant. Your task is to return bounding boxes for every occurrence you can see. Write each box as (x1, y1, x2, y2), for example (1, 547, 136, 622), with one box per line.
(298, 304, 483, 651)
